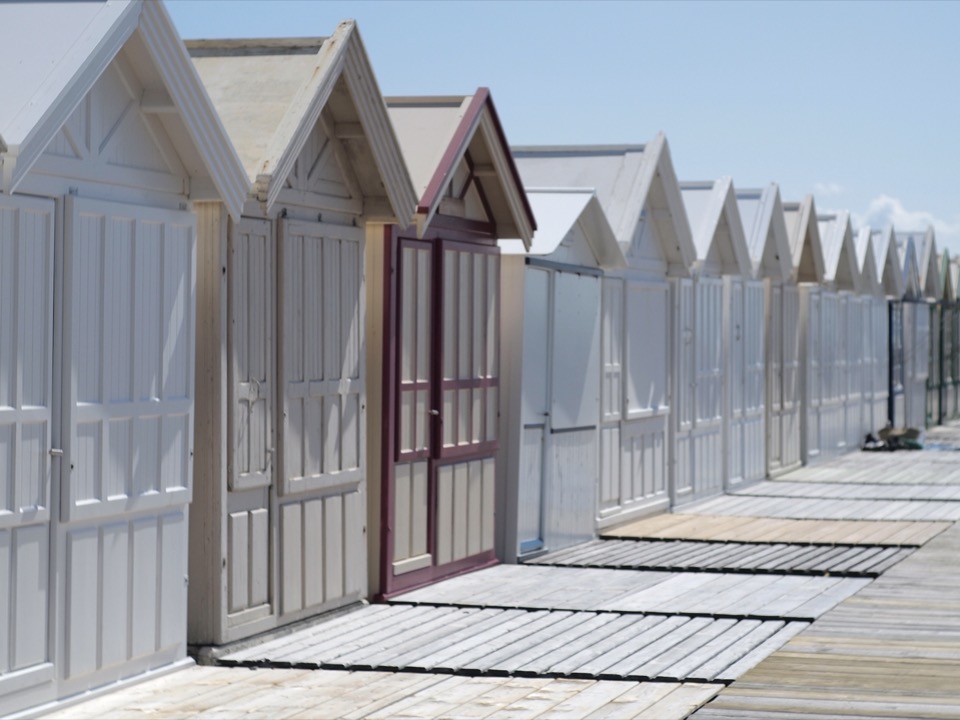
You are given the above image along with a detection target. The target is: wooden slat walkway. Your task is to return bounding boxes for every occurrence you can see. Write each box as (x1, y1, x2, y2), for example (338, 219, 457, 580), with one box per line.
(603, 514, 949, 545)
(733, 479, 960, 501)
(692, 521, 960, 719)
(684, 495, 960, 521)
(216, 603, 807, 684)
(525, 539, 914, 577)
(41, 666, 723, 720)
(392, 565, 868, 620)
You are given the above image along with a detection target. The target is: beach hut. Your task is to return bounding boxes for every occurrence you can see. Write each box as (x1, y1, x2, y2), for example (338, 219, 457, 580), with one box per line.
(734, 185, 793, 480)
(512, 137, 697, 524)
(946, 260, 960, 421)
(0, 1, 248, 714)
(779, 196, 827, 471)
(369, 93, 535, 598)
(498, 188, 626, 561)
(931, 249, 957, 425)
(891, 233, 926, 429)
(810, 210, 861, 459)
(676, 179, 753, 501)
(854, 227, 892, 440)
(186, 26, 417, 647)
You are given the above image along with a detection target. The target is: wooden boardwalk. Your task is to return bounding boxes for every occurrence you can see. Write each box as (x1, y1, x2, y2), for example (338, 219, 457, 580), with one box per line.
(41, 427, 960, 719)
(392, 565, 868, 620)
(43, 665, 722, 719)
(526, 538, 915, 577)
(603, 514, 949, 545)
(218, 604, 807, 683)
(693, 522, 960, 719)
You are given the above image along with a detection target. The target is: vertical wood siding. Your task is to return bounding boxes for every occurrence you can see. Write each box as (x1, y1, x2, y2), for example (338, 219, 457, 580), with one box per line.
(727, 280, 766, 486)
(278, 220, 366, 618)
(59, 197, 195, 695)
(674, 277, 725, 504)
(0, 196, 55, 704)
(598, 279, 668, 526)
(225, 218, 273, 624)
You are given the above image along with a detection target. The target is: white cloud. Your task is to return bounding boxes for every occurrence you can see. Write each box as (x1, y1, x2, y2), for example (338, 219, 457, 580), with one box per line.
(814, 181, 844, 197)
(855, 194, 960, 255)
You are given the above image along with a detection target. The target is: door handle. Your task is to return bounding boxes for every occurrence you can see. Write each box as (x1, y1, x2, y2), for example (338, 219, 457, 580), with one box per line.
(429, 409, 440, 416)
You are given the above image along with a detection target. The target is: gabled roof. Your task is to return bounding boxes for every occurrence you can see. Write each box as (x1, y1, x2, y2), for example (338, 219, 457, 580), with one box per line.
(817, 211, 860, 292)
(499, 188, 626, 269)
(868, 225, 906, 298)
(734, 183, 792, 281)
(679, 177, 751, 277)
(897, 234, 923, 300)
(511, 134, 696, 276)
(189, 22, 416, 222)
(896, 228, 939, 299)
(386, 90, 535, 244)
(854, 227, 882, 297)
(782, 195, 825, 284)
(0, 0, 248, 217)
(940, 250, 955, 302)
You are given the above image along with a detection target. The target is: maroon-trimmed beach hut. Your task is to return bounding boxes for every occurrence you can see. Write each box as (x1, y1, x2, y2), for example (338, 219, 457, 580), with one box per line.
(367, 92, 535, 598)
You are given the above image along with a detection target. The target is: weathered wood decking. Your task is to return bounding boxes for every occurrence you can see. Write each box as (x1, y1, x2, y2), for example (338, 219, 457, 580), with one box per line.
(526, 538, 915, 576)
(42, 427, 960, 719)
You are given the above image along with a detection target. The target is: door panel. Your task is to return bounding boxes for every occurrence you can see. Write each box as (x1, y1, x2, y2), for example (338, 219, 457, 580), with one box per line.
(63, 198, 195, 520)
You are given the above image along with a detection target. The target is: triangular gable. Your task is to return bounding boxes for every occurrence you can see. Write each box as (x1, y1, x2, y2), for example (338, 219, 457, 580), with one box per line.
(499, 188, 626, 269)
(782, 195, 825, 284)
(817, 211, 860, 292)
(735, 183, 792, 281)
(897, 234, 923, 300)
(896, 230, 937, 299)
(189, 23, 416, 223)
(511, 134, 696, 276)
(919, 228, 941, 299)
(0, 0, 247, 217)
(871, 225, 906, 298)
(679, 177, 751, 277)
(854, 227, 882, 297)
(940, 250, 955, 302)
(386, 90, 535, 244)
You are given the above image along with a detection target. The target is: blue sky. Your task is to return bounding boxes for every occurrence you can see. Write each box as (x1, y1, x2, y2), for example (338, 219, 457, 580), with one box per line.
(167, 0, 960, 254)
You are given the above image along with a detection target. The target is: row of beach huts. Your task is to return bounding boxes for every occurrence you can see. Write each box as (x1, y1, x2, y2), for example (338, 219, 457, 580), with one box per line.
(1, 1, 957, 715)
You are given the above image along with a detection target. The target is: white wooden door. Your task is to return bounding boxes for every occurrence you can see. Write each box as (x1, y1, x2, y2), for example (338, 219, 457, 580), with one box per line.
(844, 297, 864, 449)
(768, 284, 801, 475)
(0, 195, 56, 712)
(673, 278, 695, 501)
(803, 288, 823, 462)
(60, 196, 194, 693)
(226, 218, 273, 625)
(278, 219, 365, 617)
(518, 269, 549, 554)
(693, 277, 724, 499)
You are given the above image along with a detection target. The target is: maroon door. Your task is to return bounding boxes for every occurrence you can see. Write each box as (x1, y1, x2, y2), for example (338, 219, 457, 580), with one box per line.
(381, 230, 499, 597)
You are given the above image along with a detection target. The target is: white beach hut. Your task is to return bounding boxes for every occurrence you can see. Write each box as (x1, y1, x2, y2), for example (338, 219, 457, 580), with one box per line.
(807, 210, 861, 461)
(512, 136, 697, 525)
(498, 188, 626, 561)
(895, 230, 935, 429)
(734, 185, 794, 480)
(889, 234, 924, 429)
(0, 1, 248, 714)
(854, 227, 892, 440)
(185, 27, 417, 647)
(676, 178, 753, 501)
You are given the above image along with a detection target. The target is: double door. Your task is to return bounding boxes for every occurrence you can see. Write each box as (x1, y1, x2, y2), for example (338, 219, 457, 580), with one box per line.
(1, 195, 195, 715)
(385, 236, 500, 596)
